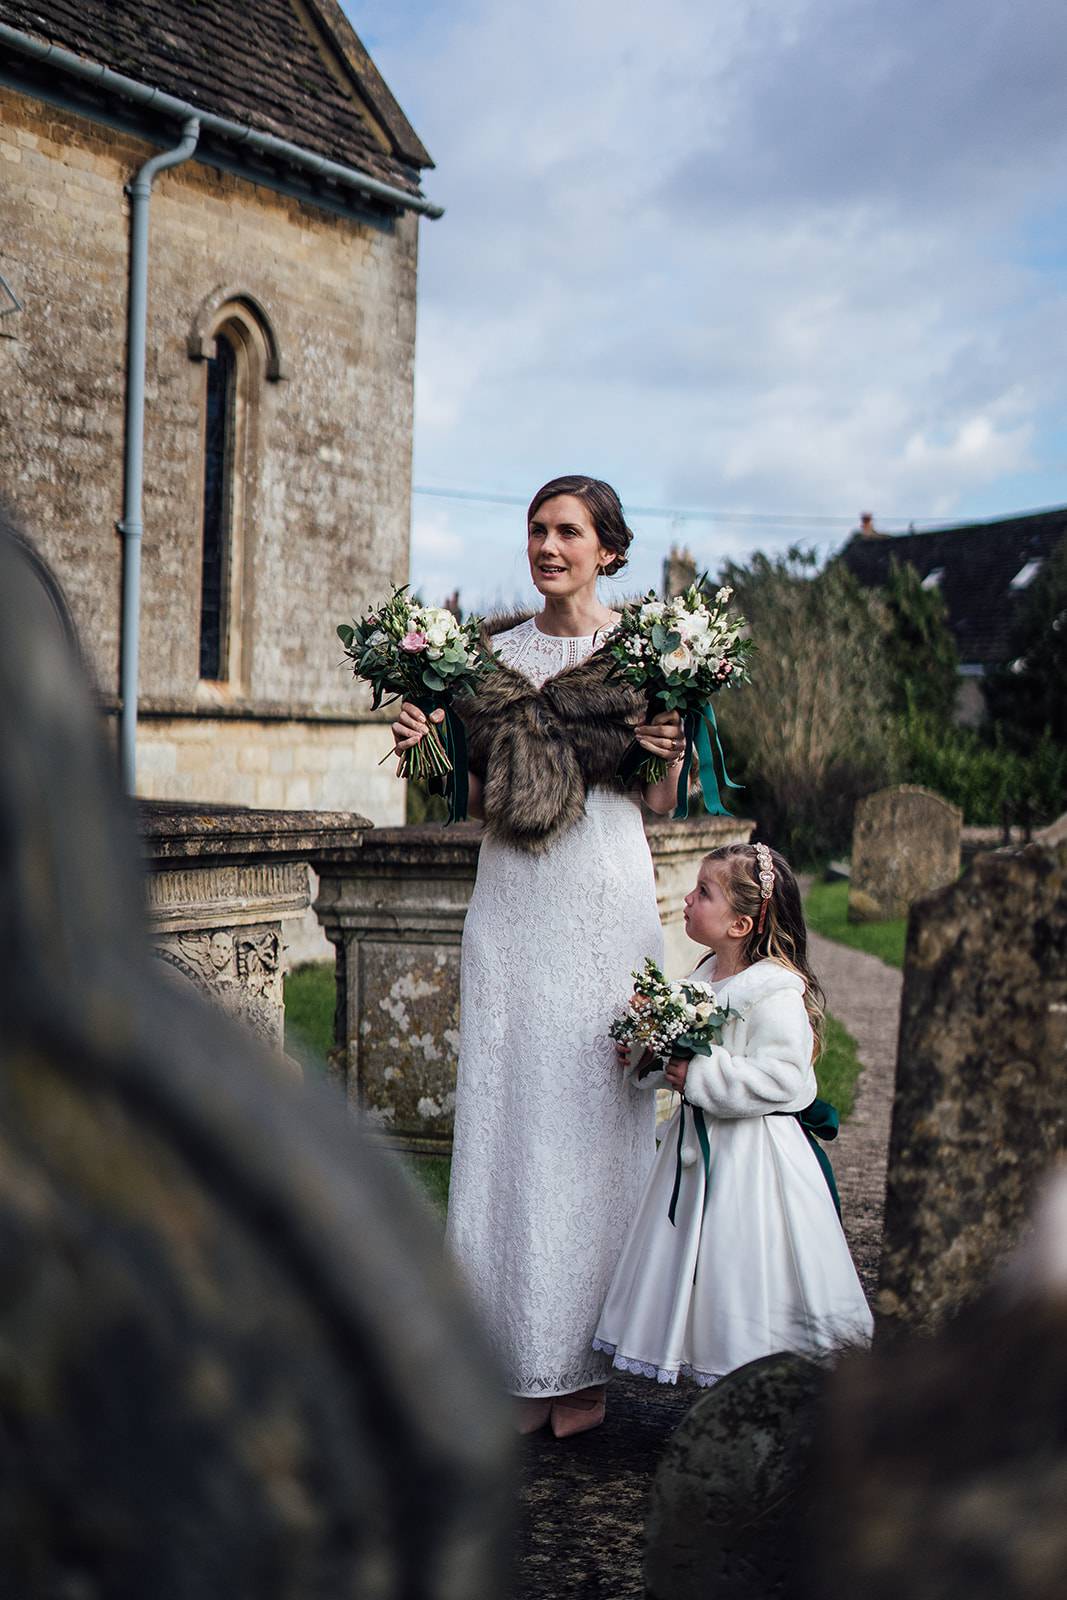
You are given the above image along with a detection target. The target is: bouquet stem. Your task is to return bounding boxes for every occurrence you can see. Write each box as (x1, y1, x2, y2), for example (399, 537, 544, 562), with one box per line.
(400, 718, 453, 783)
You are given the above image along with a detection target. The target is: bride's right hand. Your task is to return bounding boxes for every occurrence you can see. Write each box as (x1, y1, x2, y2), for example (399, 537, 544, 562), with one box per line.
(390, 701, 445, 771)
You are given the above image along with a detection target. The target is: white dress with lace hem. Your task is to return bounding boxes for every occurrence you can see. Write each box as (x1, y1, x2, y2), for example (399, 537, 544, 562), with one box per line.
(445, 619, 663, 1397)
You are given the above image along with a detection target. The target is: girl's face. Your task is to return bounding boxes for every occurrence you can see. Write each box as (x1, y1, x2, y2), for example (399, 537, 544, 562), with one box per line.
(683, 862, 751, 951)
(527, 494, 612, 599)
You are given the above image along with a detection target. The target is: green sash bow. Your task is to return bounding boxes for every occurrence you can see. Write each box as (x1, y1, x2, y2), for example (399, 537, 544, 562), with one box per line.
(667, 1094, 842, 1226)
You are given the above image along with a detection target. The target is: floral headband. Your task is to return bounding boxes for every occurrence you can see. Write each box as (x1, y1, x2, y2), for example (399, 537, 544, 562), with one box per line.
(753, 842, 775, 933)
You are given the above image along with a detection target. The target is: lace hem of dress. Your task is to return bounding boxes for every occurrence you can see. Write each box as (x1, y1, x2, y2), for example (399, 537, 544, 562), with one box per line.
(591, 1338, 721, 1389)
(507, 1355, 612, 1399)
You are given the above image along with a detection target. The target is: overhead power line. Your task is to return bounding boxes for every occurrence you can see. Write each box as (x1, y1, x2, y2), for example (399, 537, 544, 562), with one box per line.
(411, 484, 947, 530)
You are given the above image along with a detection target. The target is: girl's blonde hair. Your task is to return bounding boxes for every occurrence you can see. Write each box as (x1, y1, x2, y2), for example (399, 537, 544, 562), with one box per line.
(702, 843, 826, 1058)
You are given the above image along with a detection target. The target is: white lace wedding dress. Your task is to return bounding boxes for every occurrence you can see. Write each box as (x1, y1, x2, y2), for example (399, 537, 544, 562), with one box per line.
(445, 618, 663, 1397)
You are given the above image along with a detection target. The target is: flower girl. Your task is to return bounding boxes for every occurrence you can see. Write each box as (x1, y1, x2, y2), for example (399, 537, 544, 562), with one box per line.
(593, 843, 873, 1387)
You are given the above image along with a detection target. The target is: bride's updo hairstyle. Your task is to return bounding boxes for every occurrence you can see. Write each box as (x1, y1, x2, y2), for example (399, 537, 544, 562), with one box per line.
(703, 843, 827, 1058)
(527, 475, 634, 577)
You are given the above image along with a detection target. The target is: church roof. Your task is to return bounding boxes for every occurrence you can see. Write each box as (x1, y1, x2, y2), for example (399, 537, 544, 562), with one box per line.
(839, 506, 1067, 666)
(0, 0, 432, 196)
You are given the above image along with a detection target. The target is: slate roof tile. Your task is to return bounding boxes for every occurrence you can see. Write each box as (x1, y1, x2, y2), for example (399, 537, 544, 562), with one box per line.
(0, 0, 431, 194)
(839, 507, 1067, 666)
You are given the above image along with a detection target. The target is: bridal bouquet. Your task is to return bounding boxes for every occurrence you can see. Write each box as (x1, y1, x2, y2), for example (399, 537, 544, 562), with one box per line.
(608, 579, 752, 817)
(609, 957, 733, 1068)
(337, 587, 494, 820)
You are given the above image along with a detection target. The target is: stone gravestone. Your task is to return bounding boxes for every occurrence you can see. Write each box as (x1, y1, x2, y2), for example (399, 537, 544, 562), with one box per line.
(809, 1171, 1067, 1600)
(848, 784, 961, 923)
(644, 1353, 825, 1600)
(876, 840, 1067, 1335)
(0, 522, 512, 1597)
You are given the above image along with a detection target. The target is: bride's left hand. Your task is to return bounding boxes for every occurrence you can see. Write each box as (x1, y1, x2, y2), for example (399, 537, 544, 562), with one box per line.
(635, 709, 684, 763)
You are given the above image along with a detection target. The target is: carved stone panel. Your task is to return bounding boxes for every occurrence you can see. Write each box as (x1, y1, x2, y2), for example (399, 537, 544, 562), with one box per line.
(154, 922, 283, 1047)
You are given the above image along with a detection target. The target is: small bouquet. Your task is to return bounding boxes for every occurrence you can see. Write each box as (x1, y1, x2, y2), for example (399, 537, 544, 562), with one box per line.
(611, 957, 734, 1223)
(609, 957, 733, 1073)
(608, 579, 752, 816)
(337, 587, 494, 820)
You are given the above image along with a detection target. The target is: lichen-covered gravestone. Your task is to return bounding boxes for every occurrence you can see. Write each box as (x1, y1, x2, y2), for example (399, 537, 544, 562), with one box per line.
(644, 1354, 825, 1600)
(877, 840, 1067, 1334)
(848, 784, 961, 923)
(0, 522, 512, 1597)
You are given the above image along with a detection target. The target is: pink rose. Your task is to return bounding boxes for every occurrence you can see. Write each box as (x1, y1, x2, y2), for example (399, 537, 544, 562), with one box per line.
(718, 659, 733, 675)
(400, 631, 428, 653)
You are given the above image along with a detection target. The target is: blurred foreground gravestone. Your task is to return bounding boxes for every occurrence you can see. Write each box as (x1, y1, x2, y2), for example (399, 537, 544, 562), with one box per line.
(643, 1353, 825, 1600)
(848, 784, 961, 922)
(877, 840, 1067, 1334)
(809, 1168, 1067, 1600)
(0, 522, 512, 1597)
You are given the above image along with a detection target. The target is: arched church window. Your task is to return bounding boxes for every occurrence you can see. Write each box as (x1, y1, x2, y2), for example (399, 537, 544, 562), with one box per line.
(191, 294, 280, 690)
(199, 328, 238, 681)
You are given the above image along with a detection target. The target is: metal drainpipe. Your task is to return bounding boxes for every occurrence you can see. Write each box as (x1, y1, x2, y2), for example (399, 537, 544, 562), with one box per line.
(118, 117, 200, 792)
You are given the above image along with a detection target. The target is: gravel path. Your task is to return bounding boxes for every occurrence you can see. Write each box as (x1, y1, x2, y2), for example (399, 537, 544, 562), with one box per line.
(512, 932, 903, 1597)
(808, 929, 902, 1294)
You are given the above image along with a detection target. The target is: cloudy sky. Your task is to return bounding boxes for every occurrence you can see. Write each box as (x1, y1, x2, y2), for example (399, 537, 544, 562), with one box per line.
(343, 0, 1067, 610)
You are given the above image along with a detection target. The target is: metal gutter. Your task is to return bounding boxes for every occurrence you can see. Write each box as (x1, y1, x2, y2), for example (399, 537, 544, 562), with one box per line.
(118, 116, 201, 792)
(0, 22, 443, 218)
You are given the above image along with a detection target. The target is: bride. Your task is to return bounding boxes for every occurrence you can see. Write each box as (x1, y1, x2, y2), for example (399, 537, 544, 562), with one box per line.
(391, 475, 683, 1436)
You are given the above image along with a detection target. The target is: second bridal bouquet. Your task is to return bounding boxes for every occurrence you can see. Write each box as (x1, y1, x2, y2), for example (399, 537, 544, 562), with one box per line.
(609, 957, 733, 1071)
(608, 579, 752, 817)
(337, 587, 494, 820)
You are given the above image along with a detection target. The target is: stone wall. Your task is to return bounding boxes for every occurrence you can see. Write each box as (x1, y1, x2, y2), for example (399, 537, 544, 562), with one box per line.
(0, 84, 417, 814)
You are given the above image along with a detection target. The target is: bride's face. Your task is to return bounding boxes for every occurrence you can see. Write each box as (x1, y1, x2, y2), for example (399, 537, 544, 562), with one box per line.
(527, 494, 612, 598)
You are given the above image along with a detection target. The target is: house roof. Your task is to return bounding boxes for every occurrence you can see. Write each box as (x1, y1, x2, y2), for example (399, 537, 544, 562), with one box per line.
(0, 0, 432, 196)
(839, 506, 1067, 666)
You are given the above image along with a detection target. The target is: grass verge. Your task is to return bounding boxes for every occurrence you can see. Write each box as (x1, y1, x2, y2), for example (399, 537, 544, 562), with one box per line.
(804, 878, 906, 969)
(815, 1012, 861, 1122)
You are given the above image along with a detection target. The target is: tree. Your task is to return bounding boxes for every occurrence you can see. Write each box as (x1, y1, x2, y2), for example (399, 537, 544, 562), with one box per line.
(882, 558, 959, 727)
(713, 548, 897, 864)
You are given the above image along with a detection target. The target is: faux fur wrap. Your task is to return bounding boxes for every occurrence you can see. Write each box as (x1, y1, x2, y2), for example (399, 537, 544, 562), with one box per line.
(454, 612, 645, 854)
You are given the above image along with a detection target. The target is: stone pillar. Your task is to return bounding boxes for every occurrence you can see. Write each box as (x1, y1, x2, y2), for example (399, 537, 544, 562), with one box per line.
(313, 813, 752, 1154)
(142, 804, 368, 1048)
(876, 840, 1067, 1335)
(646, 812, 753, 975)
(314, 825, 481, 1154)
(849, 784, 961, 922)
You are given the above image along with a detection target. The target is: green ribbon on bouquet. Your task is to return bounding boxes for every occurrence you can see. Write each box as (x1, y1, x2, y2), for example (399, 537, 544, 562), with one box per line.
(618, 697, 742, 819)
(667, 1091, 712, 1228)
(673, 700, 743, 820)
(416, 696, 470, 825)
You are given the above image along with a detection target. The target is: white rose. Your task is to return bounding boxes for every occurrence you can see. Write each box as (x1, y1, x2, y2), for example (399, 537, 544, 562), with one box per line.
(661, 643, 695, 676)
(692, 1001, 713, 1024)
(424, 619, 452, 648)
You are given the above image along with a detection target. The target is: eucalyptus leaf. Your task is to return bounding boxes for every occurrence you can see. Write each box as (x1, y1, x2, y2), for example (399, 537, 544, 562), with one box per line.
(337, 624, 355, 648)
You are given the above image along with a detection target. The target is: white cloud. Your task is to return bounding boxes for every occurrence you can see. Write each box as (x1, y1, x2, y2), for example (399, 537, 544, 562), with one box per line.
(347, 0, 1067, 607)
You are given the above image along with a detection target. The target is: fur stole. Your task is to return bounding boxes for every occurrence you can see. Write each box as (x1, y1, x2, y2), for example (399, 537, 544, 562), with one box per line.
(454, 611, 644, 855)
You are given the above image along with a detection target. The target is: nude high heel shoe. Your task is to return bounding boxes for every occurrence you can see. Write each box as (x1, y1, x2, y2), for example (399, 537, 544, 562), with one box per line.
(549, 1385, 606, 1439)
(515, 1397, 553, 1435)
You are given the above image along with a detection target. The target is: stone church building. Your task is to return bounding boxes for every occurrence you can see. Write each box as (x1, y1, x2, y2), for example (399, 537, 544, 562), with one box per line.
(0, 0, 438, 825)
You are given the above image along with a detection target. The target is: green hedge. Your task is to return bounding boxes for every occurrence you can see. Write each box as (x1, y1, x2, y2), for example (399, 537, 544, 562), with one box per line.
(899, 712, 1067, 826)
